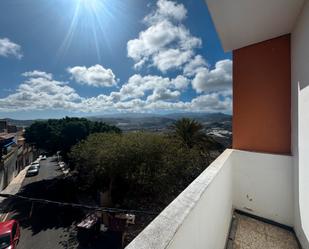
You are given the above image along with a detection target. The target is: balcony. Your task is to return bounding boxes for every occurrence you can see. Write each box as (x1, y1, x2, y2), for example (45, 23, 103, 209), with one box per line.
(126, 149, 305, 249)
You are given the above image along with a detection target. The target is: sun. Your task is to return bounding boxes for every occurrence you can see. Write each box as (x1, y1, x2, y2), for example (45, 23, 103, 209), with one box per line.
(57, 0, 112, 60)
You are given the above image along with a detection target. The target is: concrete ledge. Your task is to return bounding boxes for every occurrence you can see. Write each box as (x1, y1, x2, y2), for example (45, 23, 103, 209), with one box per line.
(126, 149, 234, 249)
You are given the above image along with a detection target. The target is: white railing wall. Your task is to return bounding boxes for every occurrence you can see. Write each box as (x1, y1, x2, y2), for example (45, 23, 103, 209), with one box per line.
(292, 0, 309, 247)
(232, 150, 294, 226)
(126, 149, 300, 249)
(126, 149, 234, 249)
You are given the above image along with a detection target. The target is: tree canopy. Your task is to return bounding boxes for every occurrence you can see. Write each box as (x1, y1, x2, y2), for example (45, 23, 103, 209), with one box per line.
(26, 116, 225, 209)
(25, 117, 121, 158)
(70, 132, 210, 207)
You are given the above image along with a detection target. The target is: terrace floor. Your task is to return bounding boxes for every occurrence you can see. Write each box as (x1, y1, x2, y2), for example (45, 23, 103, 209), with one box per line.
(227, 211, 300, 249)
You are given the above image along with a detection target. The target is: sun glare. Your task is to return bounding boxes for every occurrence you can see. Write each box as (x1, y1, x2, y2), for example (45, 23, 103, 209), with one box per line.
(78, 0, 101, 11)
(57, 0, 108, 60)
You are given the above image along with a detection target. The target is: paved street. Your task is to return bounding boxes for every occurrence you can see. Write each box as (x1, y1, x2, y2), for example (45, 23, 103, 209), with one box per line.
(1, 156, 122, 249)
(2, 156, 81, 249)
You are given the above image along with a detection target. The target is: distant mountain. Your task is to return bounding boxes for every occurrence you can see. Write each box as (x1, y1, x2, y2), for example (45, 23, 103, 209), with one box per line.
(87, 112, 161, 119)
(88, 112, 232, 132)
(1, 112, 232, 131)
(162, 112, 231, 123)
(89, 112, 231, 121)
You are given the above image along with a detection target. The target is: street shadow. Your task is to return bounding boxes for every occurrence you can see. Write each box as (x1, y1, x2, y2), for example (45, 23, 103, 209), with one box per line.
(59, 229, 122, 249)
(1, 176, 123, 249)
(1, 177, 84, 234)
(50, 157, 59, 163)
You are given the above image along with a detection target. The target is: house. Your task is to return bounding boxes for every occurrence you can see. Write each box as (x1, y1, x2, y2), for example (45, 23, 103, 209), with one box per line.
(125, 0, 309, 248)
(7, 125, 18, 134)
(0, 122, 38, 191)
(0, 120, 7, 133)
(0, 132, 19, 190)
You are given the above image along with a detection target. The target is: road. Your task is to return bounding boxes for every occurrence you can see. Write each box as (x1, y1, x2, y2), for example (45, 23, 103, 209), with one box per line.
(1, 156, 122, 249)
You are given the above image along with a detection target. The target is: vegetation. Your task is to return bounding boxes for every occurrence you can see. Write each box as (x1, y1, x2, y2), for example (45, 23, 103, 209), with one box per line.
(70, 132, 208, 207)
(171, 118, 224, 162)
(172, 118, 208, 148)
(25, 117, 121, 159)
(26, 116, 224, 210)
(69, 118, 224, 208)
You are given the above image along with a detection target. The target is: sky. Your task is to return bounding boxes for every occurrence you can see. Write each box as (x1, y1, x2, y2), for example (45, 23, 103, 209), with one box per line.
(0, 0, 232, 119)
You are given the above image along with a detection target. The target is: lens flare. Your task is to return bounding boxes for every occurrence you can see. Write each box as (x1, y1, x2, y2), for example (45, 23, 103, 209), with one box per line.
(78, 0, 100, 11)
(57, 0, 110, 62)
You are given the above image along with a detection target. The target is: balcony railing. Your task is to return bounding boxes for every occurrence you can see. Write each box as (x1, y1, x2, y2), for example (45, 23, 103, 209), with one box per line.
(126, 149, 297, 249)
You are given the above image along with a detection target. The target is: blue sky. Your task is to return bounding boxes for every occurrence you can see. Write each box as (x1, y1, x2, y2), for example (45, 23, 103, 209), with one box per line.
(0, 0, 231, 119)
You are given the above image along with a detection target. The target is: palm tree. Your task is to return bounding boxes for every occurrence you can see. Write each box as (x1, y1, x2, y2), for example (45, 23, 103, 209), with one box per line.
(171, 118, 206, 148)
(171, 118, 224, 162)
(172, 118, 224, 164)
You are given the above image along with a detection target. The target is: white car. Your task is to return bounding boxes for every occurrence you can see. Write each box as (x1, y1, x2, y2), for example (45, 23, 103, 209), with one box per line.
(41, 155, 47, 160)
(26, 165, 39, 177)
(31, 162, 40, 168)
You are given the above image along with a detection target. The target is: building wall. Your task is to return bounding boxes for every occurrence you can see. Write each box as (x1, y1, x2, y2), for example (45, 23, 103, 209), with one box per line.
(0, 148, 18, 191)
(233, 35, 291, 154)
(7, 125, 18, 133)
(0, 162, 5, 191)
(291, 1, 309, 247)
(0, 121, 7, 133)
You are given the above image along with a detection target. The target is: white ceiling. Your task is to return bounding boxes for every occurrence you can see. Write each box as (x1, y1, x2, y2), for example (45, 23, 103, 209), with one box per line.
(205, 0, 305, 51)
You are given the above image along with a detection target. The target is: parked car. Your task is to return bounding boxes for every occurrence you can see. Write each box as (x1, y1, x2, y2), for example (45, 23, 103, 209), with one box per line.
(0, 220, 20, 249)
(31, 162, 40, 168)
(41, 155, 47, 160)
(26, 165, 39, 177)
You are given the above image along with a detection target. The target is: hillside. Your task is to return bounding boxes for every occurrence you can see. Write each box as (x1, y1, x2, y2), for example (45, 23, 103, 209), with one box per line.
(1, 113, 232, 147)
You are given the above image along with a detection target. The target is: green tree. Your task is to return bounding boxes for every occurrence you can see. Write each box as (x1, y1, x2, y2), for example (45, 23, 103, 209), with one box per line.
(25, 117, 121, 159)
(171, 118, 206, 148)
(171, 118, 224, 164)
(69, 132, 209, 207)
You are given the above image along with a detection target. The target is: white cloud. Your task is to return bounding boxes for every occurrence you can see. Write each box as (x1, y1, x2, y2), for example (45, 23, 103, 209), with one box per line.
(147, 88, 180, 102)
(183, 55, 208, 77)
(127, 21, 189, 68)
(192, 59, 232, 93)
(0, 70, 231, 114)
(83, 93, 231, 113)
(190, 93, 232, 112)
(145, 0, 187, 24)
(0, 38, 23, 59)
(67, 64, 118, 87)
(172, 75, 189, 90)
(22, 71, 53, 80)
(127, 0, 201, 72)
(113, 74, 189, 101)
(0, 72, 81, 112)
(0, 0, 233, 116)
(153, 49, 193, 72)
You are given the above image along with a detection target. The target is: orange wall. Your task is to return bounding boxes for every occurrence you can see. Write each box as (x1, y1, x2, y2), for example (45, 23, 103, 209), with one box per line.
(233, 35, 291, 154)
